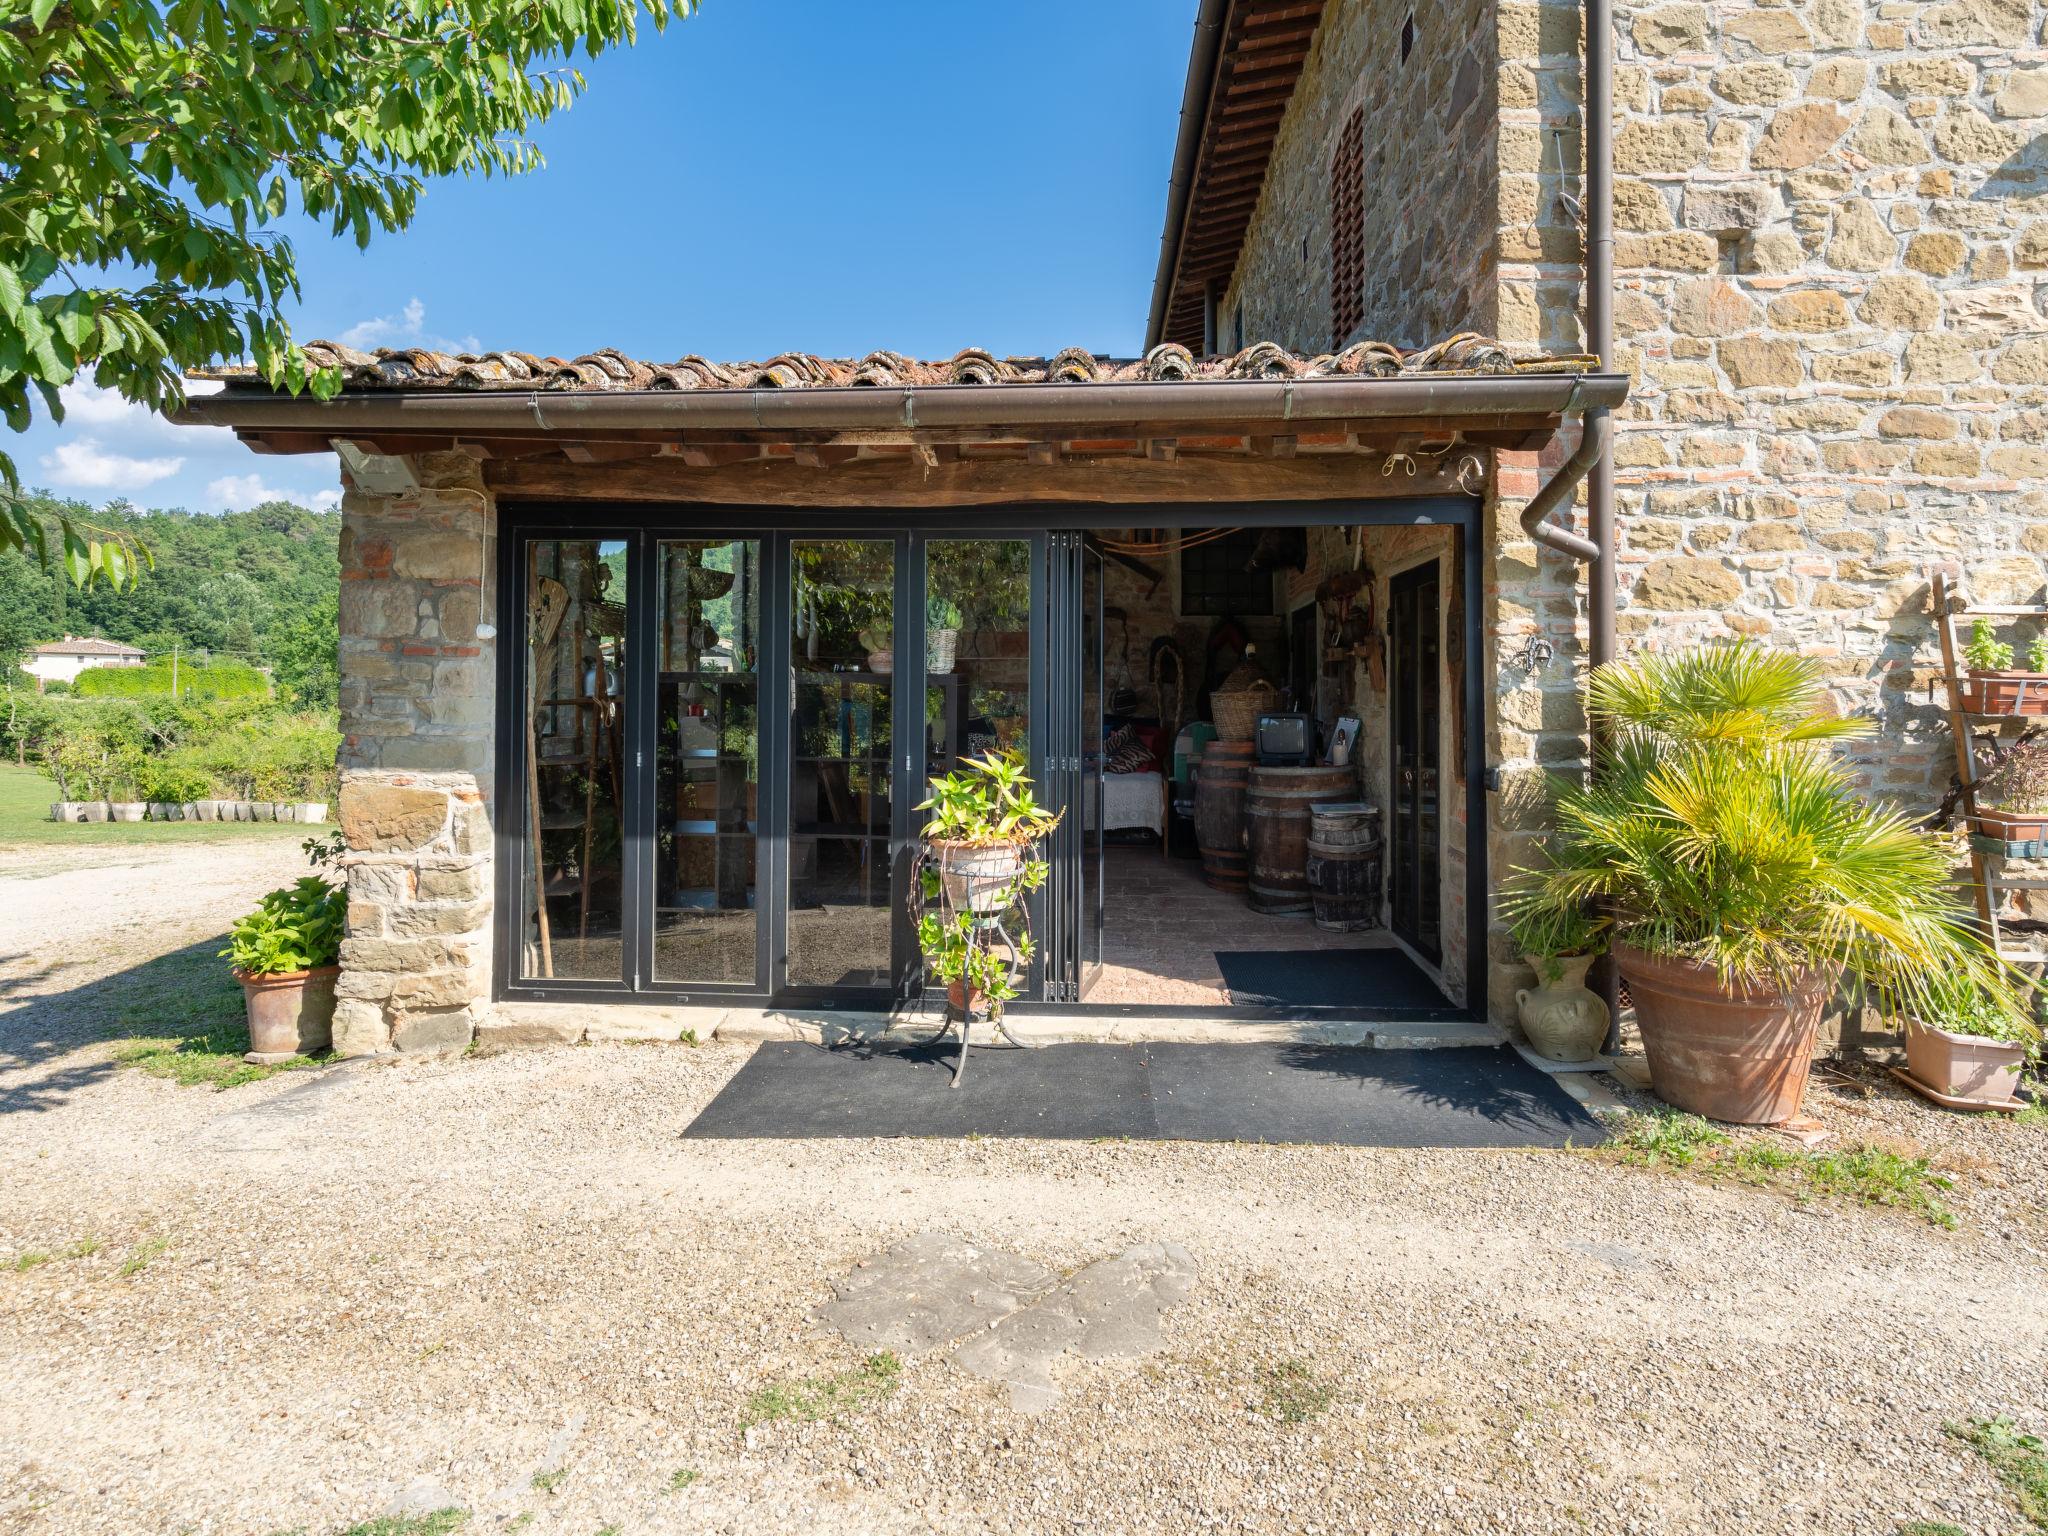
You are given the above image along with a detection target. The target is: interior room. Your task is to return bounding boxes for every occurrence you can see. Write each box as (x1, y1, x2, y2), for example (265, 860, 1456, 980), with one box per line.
(1084, 521, 1463, 1011)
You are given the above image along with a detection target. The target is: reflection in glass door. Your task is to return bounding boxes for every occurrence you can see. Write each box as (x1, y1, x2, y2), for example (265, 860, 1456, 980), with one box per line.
(1389, 560, 1442, 963)
(787, 539, 899, 989)
(654, 539, 763, 984)
(519, 538, 631, 981)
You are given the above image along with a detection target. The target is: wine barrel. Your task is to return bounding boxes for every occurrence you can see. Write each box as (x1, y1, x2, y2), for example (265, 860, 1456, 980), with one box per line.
(1193, 740, 1256, 892)
(1247, 766, 1356, 915)
(1306, 800, 1383, 932)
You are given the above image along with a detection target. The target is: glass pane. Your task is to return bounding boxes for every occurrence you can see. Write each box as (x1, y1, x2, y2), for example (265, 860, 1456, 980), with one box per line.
(789, 539, 896, 988)
(924, 539, 1032, 777)
(519, 539, 630, 981)
(655, 539, 762, 983)
(1083, 545, 1104, 978)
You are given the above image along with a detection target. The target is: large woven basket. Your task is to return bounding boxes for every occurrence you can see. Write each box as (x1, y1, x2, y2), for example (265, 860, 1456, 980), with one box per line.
(1204, 679, 1269, 745)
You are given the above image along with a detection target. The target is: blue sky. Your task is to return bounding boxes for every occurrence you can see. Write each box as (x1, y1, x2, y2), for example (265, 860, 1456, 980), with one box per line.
(22, 0, 1196, 515)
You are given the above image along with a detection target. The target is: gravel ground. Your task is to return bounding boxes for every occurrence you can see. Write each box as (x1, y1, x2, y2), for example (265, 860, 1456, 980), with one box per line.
(1, 845, 2045, 1536)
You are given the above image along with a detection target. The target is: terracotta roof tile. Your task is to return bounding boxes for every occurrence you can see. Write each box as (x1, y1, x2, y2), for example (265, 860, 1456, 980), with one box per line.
(33, 637, 144, 656)
(202, 333, 1597, 395)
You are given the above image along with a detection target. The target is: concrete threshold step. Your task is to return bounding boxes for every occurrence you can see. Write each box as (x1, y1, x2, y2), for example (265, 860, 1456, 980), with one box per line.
(485, 1001, 1505, 1051)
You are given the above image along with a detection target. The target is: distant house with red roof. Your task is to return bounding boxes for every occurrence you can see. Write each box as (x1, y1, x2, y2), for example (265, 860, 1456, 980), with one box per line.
(23, 635, 147, 687)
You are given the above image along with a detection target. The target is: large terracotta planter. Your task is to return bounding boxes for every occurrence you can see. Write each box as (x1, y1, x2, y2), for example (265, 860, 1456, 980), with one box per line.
(234, 965, 338, 1062)
(1515, 952, 1610, 1063)
(1904, 1019, 2027, 1106)
(1613, 942, 1832, 1125)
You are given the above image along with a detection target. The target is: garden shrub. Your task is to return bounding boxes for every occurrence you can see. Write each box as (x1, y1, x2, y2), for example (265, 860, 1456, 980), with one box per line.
(74, 657, 271, 702)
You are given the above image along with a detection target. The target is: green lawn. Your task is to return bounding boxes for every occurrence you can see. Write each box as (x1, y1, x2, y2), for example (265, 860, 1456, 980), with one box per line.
(0, 763, 311, 853)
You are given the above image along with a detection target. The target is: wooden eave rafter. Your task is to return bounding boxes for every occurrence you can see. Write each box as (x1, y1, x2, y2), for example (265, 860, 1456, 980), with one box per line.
(1153, 0, 1329, 351)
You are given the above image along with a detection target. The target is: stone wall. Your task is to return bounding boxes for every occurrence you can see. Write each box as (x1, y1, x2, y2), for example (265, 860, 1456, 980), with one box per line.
(331, 452, 498, 1056)
(1214, 0, 2048, 1022)
(1513, 0, 2048, 812)
(1222, 0, 1502, 350)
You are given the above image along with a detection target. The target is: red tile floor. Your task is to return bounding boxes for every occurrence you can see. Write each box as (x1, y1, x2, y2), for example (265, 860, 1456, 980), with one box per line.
(1088, 844, 1401, 1006)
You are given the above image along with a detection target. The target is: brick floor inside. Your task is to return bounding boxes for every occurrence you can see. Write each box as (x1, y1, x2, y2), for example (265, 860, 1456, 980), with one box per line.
(1092, 843, 1413, 1007)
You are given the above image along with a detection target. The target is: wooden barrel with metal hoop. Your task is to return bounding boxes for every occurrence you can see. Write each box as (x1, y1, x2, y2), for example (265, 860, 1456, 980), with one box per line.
(1305, 800, 1383, 932)
(1246, 766, 1357, 915)
(1193, 740, 1256, 892)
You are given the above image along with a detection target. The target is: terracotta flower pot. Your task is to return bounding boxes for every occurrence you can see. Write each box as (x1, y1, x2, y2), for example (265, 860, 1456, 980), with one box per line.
(1515, 952, 1610, 1062)
(234, 965, 339, 1061)
(935, 840, 1026, 913)
(1964, 669, 2048, 717)
(945, 977, 984, 1017)
(1612, 942, 1833, 1125)
(1904, 1018, 2027, 1106)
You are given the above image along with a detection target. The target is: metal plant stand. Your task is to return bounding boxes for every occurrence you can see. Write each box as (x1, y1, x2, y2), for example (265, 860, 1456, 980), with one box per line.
(916, 844, 1036, 1088)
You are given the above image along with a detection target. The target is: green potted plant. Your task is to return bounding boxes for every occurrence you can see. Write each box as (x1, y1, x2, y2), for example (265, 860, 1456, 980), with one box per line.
(1963, 620, 2048, 716)
(1899, 971, 2040, 1109)
(1970, 736, 2048, 846)
(916, 909, 1040, 1017)
(220, 875, 344, 1062)
(1516, 645, 2014, 1125)
(918, 748, 1062, 914)
(927, 595, 964, 675)
(1505, 896, 1610, 1063)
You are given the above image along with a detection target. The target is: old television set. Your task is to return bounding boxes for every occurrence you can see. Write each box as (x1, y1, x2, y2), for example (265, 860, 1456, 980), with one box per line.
(1256, 712, 1315, 767)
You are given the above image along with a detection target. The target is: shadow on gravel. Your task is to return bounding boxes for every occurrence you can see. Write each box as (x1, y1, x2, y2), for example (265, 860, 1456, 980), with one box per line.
(0, 935, 248, 1114)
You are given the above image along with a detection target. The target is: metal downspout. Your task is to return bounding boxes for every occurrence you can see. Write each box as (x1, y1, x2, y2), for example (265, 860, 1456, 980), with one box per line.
(1585, 0, 1622, 1042)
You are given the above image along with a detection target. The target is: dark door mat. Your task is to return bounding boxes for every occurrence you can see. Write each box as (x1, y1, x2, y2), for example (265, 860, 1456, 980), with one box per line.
(682, 1042, 1604, 1148)
(1215, 946, 1449, 1010)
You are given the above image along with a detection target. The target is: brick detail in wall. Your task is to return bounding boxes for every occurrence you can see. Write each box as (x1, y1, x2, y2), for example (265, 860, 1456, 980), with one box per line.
(331, 452, 499, 1056)
(1331, 106, 1367, 347)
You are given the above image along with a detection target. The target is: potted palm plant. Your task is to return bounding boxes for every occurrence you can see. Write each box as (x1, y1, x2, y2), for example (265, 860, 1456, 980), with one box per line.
(220, 876, 344, 1062)
(1963, 620, 2048, 716)
(1514, 645, 2014, 1124)
(1898, 971, 2040, 1109)
(1506, 898, 1610, 1063)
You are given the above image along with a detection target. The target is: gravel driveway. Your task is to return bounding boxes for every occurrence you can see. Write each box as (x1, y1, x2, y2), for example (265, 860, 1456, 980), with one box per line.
(1, 844, 2044, 1536)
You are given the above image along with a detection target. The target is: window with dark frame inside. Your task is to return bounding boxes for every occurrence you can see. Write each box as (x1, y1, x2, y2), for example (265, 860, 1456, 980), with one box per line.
(1180, 530, 1276, 618)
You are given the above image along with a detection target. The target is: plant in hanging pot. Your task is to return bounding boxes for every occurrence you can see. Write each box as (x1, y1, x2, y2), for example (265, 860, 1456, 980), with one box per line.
(220, 876, 344, 1063)
(1962, 621, 2048, 716)
(1515, 645, 2013, 1125)
(917, 749, 1062, 915)
(1968, 736, 2048, 846)
(926, 596, 964, 675)
(1505, 897, 1611, 1063)
(1898, 971, 2041, 1109)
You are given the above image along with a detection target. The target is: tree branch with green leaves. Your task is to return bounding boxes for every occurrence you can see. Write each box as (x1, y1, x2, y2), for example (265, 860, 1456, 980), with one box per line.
(0, 0, 697, 588)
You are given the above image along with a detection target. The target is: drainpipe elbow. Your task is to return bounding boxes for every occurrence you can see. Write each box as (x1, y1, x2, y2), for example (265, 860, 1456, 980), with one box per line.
(1519, 407, 1609, 565)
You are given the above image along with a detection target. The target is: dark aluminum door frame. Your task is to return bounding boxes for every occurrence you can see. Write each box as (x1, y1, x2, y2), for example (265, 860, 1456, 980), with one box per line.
(1387, 559, 1443, 965)
(494, 497, 1487, 1020)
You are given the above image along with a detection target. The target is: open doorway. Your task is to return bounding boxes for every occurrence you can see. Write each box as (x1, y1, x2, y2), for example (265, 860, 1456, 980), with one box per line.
(1074, 519, 1466, 1013)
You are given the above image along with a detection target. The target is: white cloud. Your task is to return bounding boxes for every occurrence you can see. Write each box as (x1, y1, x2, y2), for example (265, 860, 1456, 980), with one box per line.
(54, 379, 235, 452)
(338, 296, 480, 354)
(207, 473, 342, 513)
(40, 438, 185, 492)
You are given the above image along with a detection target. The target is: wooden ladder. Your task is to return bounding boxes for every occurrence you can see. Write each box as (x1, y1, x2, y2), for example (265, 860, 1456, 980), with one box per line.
(1932, 570, 2048, 962)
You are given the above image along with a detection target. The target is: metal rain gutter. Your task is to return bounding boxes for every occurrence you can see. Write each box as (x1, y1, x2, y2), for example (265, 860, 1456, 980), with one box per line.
(1144, 0, 1231, 353)
(175, 373, 1631, 438)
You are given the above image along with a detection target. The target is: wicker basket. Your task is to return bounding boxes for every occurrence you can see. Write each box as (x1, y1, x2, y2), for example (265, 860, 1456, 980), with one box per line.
(929, 628, 959, 674)
(1213, 677, 1280, 741)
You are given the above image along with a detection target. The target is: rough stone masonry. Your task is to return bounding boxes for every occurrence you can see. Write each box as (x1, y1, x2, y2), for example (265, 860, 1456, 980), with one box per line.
(331, 452, 499, 1055)
(1220, 0, 2048, 1018)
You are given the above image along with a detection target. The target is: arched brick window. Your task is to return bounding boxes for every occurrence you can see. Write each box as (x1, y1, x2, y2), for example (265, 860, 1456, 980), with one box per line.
(1330, 107, 1365, 349)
